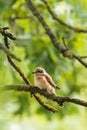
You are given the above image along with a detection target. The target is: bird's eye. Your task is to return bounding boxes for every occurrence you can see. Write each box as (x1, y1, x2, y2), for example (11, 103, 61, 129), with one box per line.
(37, 70, 43, 73)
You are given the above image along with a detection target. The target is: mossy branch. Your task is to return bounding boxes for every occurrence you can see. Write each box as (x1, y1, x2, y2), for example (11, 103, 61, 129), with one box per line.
(4, 84, 87, 108)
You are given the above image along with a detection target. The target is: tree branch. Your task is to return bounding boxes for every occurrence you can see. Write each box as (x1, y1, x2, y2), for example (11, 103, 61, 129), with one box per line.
(5, 84, 87, 107)
(0, 42, 21, 61)
(26, 0, 87, 68)
(62, 37, 87, 68)
(9, 16, 33, 22)
(0, 27, 16, 40)
(41, 0, 87, 33)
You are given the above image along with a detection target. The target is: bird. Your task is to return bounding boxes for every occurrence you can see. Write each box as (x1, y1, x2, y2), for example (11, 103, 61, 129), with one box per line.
(32, 67, 60, 95)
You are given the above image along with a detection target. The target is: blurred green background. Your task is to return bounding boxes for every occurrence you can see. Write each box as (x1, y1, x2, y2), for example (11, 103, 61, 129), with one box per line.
(0, 0, 87, 130)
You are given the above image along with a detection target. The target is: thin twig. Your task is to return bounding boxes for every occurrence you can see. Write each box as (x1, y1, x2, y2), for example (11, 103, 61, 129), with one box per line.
(62, 37, 67, 48)
(9, 16, 33, 22)
(0, 42, 21, 61)
(62, 37, 87, 67)
(41, 0, 87, 33)
(73, 55, 87, 67)
(78, 56, 87, 59)
(0, 27, 16, 40)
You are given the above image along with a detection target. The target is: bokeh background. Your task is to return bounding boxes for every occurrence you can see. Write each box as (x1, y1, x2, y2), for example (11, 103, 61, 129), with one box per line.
(0, 0, 87, 130)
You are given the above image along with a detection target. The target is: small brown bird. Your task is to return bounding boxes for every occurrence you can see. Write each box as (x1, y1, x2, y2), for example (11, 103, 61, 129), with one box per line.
(32, 67, 60, 95)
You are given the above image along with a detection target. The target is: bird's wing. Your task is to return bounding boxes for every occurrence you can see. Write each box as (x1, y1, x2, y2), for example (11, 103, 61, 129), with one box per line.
(43, 73, 60, 89)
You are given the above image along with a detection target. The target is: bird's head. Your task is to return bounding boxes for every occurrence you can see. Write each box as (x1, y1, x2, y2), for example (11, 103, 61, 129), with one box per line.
(32, 67, 46, 75)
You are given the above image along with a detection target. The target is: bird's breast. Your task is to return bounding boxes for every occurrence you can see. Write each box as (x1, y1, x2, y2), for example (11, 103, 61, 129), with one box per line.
(34, 76, 47, 89)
